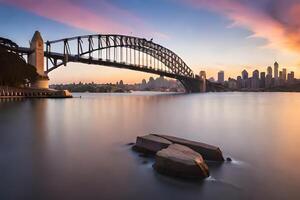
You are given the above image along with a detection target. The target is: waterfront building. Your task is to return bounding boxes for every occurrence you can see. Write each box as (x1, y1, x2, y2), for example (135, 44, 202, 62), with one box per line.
(266, 74, 272, 88)
(274, 62, 279, 79)
(279, 71, 284, 85)
(241, 70, 249, 88)
(208, 77, 215, 82)
(287, 71, 295, 84)
(274, 62, 279, 86)
(267, 66, 273, 78)
(251, 70, 260, 89)
(237, 76, 242, 89)
(218, 71, 225, 84)
(260, 72, 266, 88)
(282, 68, 287, 82)
(242, 70, 248, 80)
(228, 78, 237, 90)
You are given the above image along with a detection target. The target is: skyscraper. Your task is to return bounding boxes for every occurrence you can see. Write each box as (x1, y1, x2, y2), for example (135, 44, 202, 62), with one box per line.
(252, 70, 260, 89)
(279, 71, 283, 85)
(267, 66, 273, 78)
(260, 72, 266, 88)
(274, 62, 279, 79)
(242, 70, 248, 80)
(282, 68, 287, 82)
(218, 71, 225, 83)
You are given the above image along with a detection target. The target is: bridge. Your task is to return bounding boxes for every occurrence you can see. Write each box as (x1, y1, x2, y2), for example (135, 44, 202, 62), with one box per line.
(0, 31, 225, 93)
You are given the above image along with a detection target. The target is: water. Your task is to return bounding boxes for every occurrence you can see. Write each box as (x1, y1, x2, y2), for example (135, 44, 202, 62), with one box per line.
(1, 92, 300, 200)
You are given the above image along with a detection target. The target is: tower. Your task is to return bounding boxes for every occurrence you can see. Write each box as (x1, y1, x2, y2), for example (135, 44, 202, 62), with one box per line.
(28, 31, 49, 88)
(217, 70, 224, 83)
(199, 70, 206, 92)
(274, 62, 279, 79)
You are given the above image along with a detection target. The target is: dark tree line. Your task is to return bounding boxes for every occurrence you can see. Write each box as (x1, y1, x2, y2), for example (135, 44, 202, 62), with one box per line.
(0, 46, 38, 86)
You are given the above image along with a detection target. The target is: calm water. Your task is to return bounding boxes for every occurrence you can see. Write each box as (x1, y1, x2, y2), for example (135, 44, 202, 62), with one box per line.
(1, 92, 300, 200)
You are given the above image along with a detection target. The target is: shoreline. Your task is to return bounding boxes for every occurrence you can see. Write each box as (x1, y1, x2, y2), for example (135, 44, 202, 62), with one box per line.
(0, 86, 72, 98)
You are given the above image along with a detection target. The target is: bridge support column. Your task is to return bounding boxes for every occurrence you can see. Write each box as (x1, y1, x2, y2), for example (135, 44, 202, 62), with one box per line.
(28, 31, 49, 89)
(179, 77, 206, 93)
(199, 71, 206, 92)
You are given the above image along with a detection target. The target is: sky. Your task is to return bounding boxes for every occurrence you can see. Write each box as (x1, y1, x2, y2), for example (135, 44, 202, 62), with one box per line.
(0, 0, 299, 84)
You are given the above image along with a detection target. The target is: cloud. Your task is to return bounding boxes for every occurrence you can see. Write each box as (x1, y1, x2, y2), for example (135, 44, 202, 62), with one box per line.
(183, 0, 300, 53)
(0, 0, 168, 39)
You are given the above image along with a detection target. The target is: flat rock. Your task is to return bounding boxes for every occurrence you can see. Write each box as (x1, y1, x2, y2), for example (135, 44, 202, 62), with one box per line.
(133, 134, 172, 154)
(153, 134, 224, 161)
(153, 144, 209, 179)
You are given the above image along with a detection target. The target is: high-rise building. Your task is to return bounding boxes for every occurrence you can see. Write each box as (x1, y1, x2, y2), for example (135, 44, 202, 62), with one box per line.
(287, 71, 295, 84)
(279, 71, 283, 85)
(218, 71, 225, 83)
(251, 70, 260, 89)
(282, 68, 287, 82)
(291, 71, 295, 79)
(253, 70, 259, 79)
(260, 72, 266, 88)
(242, 70, 248, 80)
(267, 66, 273, 78)
(274, 62, 279, 79)
(237, 76, 242, 89)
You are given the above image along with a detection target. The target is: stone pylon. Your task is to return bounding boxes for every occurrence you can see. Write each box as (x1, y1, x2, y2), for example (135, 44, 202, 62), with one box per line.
(28, 31, 49, 89)
(199, 71, 206, 92)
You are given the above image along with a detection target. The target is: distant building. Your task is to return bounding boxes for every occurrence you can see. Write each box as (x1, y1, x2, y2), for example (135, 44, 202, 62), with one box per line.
(260, 72, 266, 88)
(228, 78, 237, 90)
(242, 70, 248, 80)
(208, 77, 215, 82)
(218, 71, 225, 84)
(251, 70, 260, 89)
(237, 76, 242, 89)
(274, 62, 279, 86)
(241, 69, 249, 88)
(282, 68, 287, 82)
(287, 71, 295, 84)
(267, 66, 273, 78)
(274, 62, 279, 79)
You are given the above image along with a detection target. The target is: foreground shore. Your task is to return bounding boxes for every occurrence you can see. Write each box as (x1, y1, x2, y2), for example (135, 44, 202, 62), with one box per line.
(0, 86, 72, 98)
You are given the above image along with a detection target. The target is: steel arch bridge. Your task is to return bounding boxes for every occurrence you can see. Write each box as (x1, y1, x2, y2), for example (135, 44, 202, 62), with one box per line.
(44, 34, 202, 92)
(0, 33, 208, 93)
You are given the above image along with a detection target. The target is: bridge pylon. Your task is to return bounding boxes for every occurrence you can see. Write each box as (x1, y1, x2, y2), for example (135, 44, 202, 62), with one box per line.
(28, 31, 49, 89)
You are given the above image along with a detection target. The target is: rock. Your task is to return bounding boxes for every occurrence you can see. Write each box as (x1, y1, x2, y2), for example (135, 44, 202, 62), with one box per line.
(142, 160, 148, 164)
(126, 142, 135, 146)
(153, 134, 224, 161)
(153, 144, 209, 179)
(132, 134, 173, 154)
(226, 157, 232, 162)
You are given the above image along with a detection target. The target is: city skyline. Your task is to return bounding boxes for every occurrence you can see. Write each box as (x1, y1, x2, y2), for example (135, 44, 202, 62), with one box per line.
(0, 0, 300, 84)
(214, 61, 297, 90)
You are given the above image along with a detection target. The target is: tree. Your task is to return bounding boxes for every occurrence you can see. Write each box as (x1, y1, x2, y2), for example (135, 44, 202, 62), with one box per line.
(0, 46, 38, 86)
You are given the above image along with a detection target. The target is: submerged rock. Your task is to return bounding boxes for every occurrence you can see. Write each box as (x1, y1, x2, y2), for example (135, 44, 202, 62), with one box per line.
(153, 144, 209, 179)
(153, 134, 224, 161)
(132, 134, 172, 154)
(226, 157, 232, 162)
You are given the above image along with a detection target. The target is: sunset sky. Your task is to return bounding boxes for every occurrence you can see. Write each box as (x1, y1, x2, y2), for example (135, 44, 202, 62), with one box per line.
(0, 0, 299, 84)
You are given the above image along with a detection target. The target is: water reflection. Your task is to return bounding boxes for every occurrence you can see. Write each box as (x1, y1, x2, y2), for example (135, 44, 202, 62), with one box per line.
(1, 92, 300, 200)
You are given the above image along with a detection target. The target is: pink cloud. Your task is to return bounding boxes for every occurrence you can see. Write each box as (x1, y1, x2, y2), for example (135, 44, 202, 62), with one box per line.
(184, 0, 300, 53)
(0, 0, 169, 39)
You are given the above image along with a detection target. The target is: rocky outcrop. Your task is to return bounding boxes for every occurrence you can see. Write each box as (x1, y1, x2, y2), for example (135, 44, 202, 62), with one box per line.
(133, 134, 172, 154)
(153, 134, 224, 161)
(153, 144, 209, 179)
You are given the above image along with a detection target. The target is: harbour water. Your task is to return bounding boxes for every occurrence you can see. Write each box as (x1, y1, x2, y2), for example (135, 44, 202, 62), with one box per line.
(1, 92, 300, 200)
